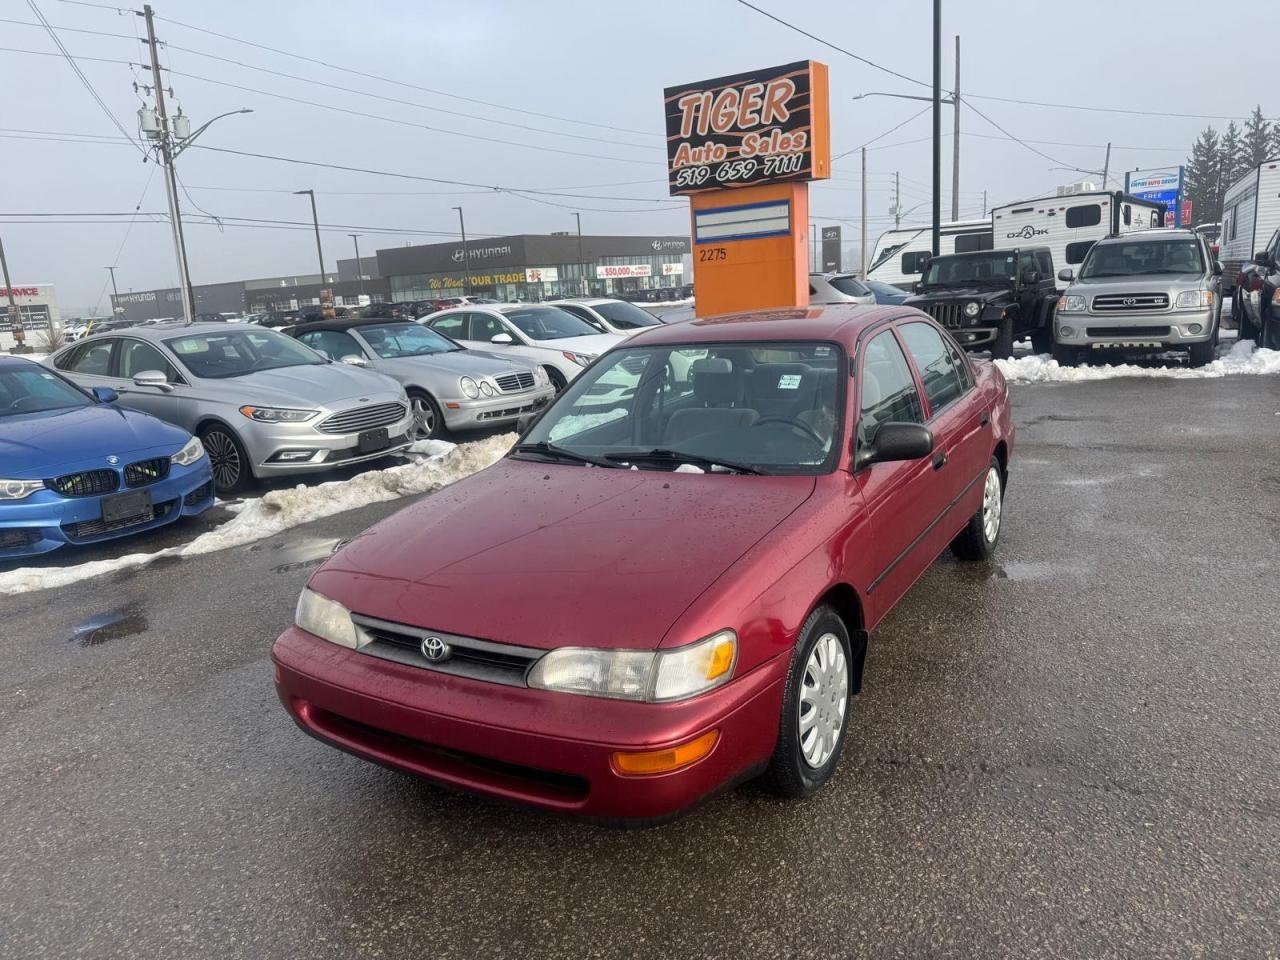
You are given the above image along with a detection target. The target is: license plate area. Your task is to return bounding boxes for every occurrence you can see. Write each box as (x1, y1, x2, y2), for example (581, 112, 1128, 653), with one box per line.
(358, 428, 390, 454)
(101, 488, 152, 525)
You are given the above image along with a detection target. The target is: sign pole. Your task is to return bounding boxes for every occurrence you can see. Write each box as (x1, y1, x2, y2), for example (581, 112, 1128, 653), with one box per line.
(0, 234, 26, 352)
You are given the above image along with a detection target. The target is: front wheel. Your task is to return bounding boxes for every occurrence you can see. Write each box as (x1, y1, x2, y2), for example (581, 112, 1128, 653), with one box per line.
(407, 390, 446, 440)
(1187, 339, 1215, 367)
(199, 425, 253, 496)
(1030, 323, 1053, 354)
(761, 605, 855, 799)
(950, 459, 1004, 561)
(990, 317, 1015, 360)
(1233, 292, 1258, 340)
(1051, 342, 1079, 367)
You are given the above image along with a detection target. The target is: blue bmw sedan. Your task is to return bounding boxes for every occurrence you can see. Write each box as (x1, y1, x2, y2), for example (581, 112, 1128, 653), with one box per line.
(0, 357, 214, 560)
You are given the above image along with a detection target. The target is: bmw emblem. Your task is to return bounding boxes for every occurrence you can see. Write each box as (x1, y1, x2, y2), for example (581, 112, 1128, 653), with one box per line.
(420, 636, 450, 663)
(106, 455, 120, 465)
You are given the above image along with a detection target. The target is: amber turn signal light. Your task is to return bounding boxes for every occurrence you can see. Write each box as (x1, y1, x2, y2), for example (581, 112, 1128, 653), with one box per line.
(611, 730, 719, 776)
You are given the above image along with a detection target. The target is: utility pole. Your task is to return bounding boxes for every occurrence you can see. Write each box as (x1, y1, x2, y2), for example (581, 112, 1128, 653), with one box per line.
(893, 170, 902, 228)
(860, 147, 868, 278)
(452, 206, 470, 294)
(0, 235, 25, 352)
(348, 234, 364, 298)
(293, 189, 325, 280)
(931, 0, 942, 256)
(573, 212, 586, 295)
(141, 4, 194, 324)
(982, 189, 988, 217)
(105, 265, 120, 314)
(1101, 141, 1112, 192)
(952, 35, 961, 222)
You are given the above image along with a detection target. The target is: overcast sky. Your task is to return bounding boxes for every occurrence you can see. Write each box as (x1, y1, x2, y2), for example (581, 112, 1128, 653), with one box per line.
(2, 0, 1273, 313)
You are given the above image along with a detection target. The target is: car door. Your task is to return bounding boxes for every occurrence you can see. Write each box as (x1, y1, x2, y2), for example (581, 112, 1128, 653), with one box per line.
(113, 336, 188, 422)
(897, 320, 989, 545)
(849, 327, 937, 624)
(54, 337, 118, 394)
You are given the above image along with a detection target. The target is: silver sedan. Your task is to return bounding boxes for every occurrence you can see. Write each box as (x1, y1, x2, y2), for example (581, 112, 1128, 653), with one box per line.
(47, 322, 414, 495)
(289, 320, 554, 439)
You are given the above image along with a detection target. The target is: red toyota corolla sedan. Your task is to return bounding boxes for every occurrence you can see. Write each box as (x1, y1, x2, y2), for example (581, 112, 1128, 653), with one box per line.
(272, 305, 1014, 824)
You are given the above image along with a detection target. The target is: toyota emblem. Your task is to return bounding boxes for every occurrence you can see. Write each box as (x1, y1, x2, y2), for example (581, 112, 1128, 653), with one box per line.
(1123, 297, 1137, 305)
(420, 636, 450, 662)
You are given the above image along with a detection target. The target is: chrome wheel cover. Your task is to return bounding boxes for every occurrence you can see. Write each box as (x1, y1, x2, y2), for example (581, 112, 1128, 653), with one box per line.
(204, 431, 241, 490)
(798, 632, 849, 769)
(410, 395, 436, 438)
(982, 466, 1002, 543)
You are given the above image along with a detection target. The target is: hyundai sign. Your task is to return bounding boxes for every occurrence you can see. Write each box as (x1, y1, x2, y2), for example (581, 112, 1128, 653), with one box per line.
(1126, 168, 1183, 227)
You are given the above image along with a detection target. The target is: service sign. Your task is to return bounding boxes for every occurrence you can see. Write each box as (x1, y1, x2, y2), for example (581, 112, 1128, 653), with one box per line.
(664, 60, 830, 197)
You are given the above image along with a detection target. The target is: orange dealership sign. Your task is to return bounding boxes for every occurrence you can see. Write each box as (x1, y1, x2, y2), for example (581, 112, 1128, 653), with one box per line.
(664, 60, 830, 197)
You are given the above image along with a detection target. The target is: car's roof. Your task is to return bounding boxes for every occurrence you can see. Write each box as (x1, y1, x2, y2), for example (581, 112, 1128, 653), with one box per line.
(87, 321, 267, 341)
(1096, 229, 1196, 244)
(557, 297, 629, 307)
(288, 317, 422, 334)
(624, 304, 904, 347)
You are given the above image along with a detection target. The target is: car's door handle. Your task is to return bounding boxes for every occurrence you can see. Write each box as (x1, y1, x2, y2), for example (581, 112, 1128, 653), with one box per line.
(979, 411, 990, 426)
(932, 450, 947, 470)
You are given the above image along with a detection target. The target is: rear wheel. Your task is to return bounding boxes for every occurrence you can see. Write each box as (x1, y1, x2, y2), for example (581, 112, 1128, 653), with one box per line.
(199, 425, 252, 496)
(1233, 291, 1258, 340)
(950, 459, 1004, 561)
(1051, 342, 1079, 367)
(407, 389, 446, 440)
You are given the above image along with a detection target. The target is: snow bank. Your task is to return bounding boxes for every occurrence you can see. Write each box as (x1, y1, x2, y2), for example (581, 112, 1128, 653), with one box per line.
(0, 433, 515, 596)
(995, 341, 1280, 384)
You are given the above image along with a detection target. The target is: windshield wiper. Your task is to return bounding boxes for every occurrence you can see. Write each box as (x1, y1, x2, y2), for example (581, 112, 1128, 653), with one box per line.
(603, 449, 765, 475)
(512, 441, 622, 468)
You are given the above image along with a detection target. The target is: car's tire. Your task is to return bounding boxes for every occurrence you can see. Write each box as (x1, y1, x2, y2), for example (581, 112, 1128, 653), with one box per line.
(407, 389, 446, 441)
(543, 365, 568, 393)
(199, 424, 253, 496)
(990, 316, 1015, 360)
(1030, 322, 1053, 354)
(1262, 308, 1280, 351)
(1232, 291, 1257, 340)
(1051, 342, 1079, 367)
(950, 458, 1004, 561)
(761, 604, 855, 800)
(1187, 339, 1215, 367)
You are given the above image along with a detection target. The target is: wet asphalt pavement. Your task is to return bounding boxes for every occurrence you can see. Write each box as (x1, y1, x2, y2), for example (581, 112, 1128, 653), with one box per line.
(2, 372, 1278, 959)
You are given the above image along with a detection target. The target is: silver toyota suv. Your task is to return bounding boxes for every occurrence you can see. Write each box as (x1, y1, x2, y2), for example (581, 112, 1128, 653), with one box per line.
(1053, 229, 1223, 367)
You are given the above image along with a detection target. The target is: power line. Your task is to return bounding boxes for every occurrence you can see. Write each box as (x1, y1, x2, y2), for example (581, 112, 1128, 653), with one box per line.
(0, 15, 135, 40)
(833, 105, 932, 161)
(961, 97, 1071, 167)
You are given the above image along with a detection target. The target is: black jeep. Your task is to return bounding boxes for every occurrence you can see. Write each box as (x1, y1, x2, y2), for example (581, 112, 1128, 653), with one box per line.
(904, 247, 1059, 358)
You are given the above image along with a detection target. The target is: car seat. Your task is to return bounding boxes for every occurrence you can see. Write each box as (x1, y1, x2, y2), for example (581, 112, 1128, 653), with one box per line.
(664, 357, 757, 444)
(747, 363, 818, 421)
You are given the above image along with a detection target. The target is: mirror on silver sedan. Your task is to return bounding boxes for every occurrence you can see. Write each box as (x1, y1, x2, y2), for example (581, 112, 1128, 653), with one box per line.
(490, 333, 514, 345)
(340, 354, 369, 367)
(132, 369, 173, 392)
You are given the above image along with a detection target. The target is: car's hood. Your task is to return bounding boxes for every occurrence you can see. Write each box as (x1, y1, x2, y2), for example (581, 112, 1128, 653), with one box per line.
(1068, 273, 1205, 295)
(907, 286, 1009, 303)
(311, 458, 817, 650)
(374, 351, 528, 381)
(530, 333, 623, 356)
(208, 363, 402, 406)
(0, 404, 189, 477)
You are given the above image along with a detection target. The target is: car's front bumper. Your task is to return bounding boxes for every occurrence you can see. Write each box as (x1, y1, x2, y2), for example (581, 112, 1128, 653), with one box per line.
(440, 387, 555, 431)
(0, 459, 215, 560)
(1056, 308, 1215, 349)
(272, 626, 787, 824)
(240, 411, 416, 477)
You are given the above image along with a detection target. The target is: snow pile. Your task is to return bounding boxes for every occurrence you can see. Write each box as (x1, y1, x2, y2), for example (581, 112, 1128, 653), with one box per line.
(0, 433, 515, 596)
(996, 341, 1280, 384)
(645, 297, 695, 307)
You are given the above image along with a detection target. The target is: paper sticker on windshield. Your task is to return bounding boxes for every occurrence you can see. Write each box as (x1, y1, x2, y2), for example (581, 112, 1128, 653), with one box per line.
(778, 374, 802, 390)
(40, 372, 57, 380)
(813, 346, 831, 356)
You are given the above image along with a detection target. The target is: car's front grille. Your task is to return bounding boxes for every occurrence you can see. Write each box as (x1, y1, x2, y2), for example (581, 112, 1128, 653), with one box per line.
(46, 470, 119, 497)
(124, 457, 170, 487)
(317, 401, 408, 435)
(1085, 325, 1172, 339)
(0, 529, 40, 551)
(350, 613, 545, 687)
(1091, 293, 1169, 312)
(62, 497, 176, 540)
(921, 302, 965, 329)
(494, 371, 536, 393)
(477, 401, 546, 421)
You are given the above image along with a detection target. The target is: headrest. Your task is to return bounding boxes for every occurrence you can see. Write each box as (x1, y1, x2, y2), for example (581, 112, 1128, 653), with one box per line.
(690, 357, 740, 404)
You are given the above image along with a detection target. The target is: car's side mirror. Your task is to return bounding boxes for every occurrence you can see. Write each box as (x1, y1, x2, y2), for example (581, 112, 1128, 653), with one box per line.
(340, 354, 369, 367)
(91, 386, 119, 403)
(491, 332, 514, 345)
(854, 422, 934, 470)
(1213, 260, 1224, 276)
(1057, 268, 1074, 282)
(1253, 250, 1274, 268)
(131, 369, 172, 392)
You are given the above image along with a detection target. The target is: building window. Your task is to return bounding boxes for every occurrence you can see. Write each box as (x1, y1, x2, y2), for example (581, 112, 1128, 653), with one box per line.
(1066, 204, 1102, 229)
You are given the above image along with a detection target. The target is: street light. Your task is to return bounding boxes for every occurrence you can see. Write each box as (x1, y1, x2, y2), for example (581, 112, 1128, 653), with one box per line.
(452, 206, 469, 294)
(170, 108, 254, 159)
(348, 234, 365, 299)
(293, 189, 326, 283)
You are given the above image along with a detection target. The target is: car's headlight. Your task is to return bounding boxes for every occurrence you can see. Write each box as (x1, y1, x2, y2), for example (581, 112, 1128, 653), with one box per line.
(238, 405, 318, 423)
(0, 479, 44, 500)
(171, 436, 205, 466)
(1175, 290, 1213, 308)
(479, 380, 495, 397)
(526, 629, 737, 702)
(459, 376, 480, 399)
(295, 587, 370, 649)
(561, 351, 596, 367)
(1058, 295, 1085, 313)
(964, 301, 980, 318)
(532, 365, 550, 385)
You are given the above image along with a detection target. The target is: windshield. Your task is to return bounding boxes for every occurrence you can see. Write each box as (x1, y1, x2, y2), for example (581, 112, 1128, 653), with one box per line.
(359, 323, 459, 358)
(593, 301, 662, 330)
(504, 306, 601, 341)
(0, 364, 91, 418)
(519, 340, 844, 475)
(164, 329, 326, 379)
(827, 276, 870, 297)
(922, 251, 1017, 286)
(1080, 239, 1204, 278)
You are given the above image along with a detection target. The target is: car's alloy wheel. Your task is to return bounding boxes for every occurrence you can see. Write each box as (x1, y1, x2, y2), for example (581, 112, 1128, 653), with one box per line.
(981, 465, 1002, 544)
(798, 633, 849, 768)
(200, 427, 249, 495)
(410, 394, 436, 439)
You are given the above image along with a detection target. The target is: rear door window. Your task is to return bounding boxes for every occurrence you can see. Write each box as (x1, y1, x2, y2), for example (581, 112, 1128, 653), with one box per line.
(897, 321, 967, 415)
(64, 338, 116, 376)
(429, 313, 467, 340)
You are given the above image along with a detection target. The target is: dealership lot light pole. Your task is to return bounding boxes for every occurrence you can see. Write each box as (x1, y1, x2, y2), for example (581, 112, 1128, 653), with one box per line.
(452, 206, 470, 293)
(293, 190, 325, 281)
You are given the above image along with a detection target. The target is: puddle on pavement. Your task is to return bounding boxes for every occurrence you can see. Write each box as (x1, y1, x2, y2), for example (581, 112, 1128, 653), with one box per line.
(70, 602, 148, 647)
(951, 560, 1087, 584)
(248, 536, 343, 574)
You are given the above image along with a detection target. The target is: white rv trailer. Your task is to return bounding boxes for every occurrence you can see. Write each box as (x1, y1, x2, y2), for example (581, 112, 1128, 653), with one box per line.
(990, 191, 1165, 272)
(1219, 156, 1280, 293)
(864, 219, 992, 289)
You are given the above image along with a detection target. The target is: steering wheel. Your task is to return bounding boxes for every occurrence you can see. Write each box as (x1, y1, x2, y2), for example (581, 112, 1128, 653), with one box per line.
(754, 415, 825, 445)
